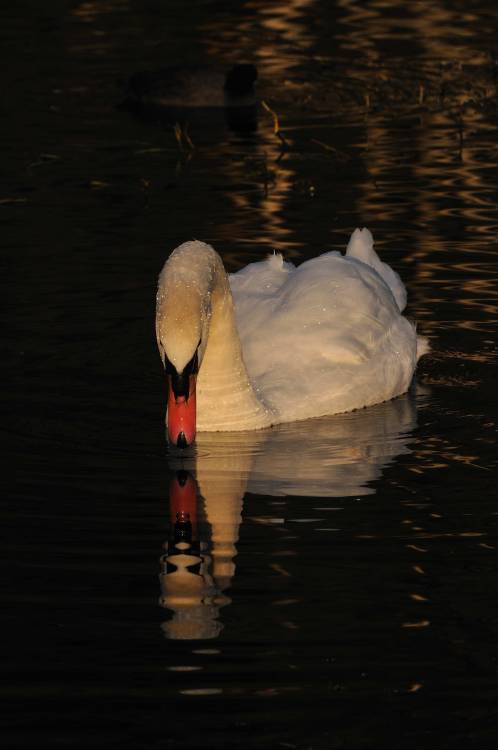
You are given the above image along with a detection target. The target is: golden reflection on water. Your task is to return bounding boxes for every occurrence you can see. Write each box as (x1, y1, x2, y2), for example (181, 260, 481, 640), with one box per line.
(70, 0, 498, 313)
(202, 0, 318, 79)
(356, 105, 498, 337)
(222, 151, 300, 259)
(337, 0, 497, 108)
(197, 0, 498, 334)
(72, 1, 130, 21)
(199, 0, 321, 259)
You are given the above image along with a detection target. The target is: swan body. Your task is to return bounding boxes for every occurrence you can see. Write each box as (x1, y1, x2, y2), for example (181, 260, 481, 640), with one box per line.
(156, 229, 426, 443)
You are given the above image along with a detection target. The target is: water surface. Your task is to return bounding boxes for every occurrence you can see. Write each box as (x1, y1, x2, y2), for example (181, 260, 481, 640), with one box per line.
(3, 1, 498, 748)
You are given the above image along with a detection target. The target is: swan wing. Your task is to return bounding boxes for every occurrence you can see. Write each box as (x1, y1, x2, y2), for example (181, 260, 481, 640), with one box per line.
(230, 248, 417, 422)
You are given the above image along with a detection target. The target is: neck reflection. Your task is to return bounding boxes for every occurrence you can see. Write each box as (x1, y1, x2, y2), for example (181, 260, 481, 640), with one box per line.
(160, 469, 236, 640)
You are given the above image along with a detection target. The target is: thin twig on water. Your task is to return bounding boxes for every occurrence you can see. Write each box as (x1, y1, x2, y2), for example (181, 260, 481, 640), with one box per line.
(261, 100, 289, 149)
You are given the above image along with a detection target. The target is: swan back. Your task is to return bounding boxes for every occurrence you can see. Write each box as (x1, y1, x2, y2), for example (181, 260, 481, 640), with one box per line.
(230, 234, 418, 422)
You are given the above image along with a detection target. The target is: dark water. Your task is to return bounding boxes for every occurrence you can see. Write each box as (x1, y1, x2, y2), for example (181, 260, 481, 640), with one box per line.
(3, 1, 498, 748)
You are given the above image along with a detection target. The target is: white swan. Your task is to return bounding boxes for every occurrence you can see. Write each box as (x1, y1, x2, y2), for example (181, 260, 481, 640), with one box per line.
(156, 228, 427, 446)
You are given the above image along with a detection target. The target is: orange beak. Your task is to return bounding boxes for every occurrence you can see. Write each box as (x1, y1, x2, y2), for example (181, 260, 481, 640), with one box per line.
(167, 374, 197, 447)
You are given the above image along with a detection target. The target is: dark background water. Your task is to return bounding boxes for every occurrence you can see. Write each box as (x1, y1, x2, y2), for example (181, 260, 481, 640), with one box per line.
(3, 1, 498, 748)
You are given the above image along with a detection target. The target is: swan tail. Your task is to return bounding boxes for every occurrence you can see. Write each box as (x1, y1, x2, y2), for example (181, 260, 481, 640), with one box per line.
(346, 227, 407, 312)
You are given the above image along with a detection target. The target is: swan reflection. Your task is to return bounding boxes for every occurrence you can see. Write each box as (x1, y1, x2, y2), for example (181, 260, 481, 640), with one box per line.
(160, 469, 235, 640)
(160, 392, 418, 639)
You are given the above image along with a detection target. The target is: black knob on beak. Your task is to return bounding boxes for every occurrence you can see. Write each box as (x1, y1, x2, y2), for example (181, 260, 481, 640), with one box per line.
(176, 432, 188, 448)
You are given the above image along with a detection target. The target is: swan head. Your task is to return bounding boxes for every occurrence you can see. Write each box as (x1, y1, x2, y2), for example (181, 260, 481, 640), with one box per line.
(156, 241, 219, 447)
(157, 291, 208, 448)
